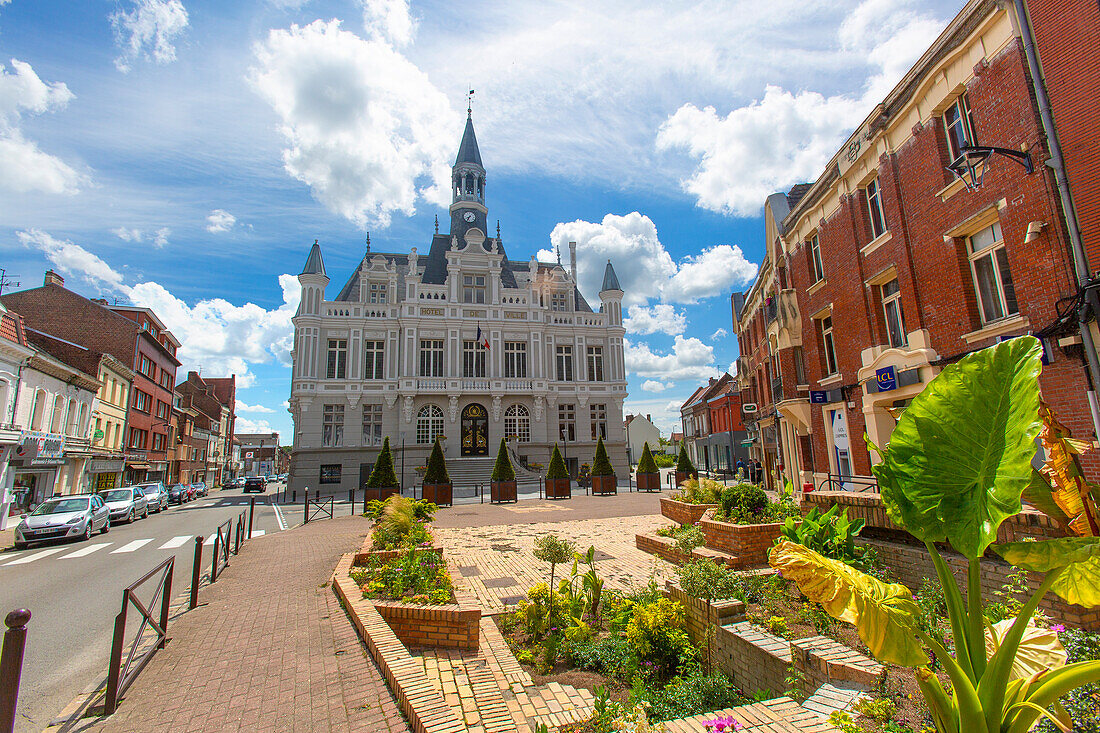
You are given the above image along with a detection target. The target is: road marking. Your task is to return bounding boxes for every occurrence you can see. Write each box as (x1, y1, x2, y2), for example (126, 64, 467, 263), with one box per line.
(61, 543, 111, 559)
(158, 535, 191, 549)
(204, 535, 217, 546)
(270, 498, 286, 531)
(110, 539, 153, 554)
(5, 548, 66, 565)
(251, 529, 265, 537)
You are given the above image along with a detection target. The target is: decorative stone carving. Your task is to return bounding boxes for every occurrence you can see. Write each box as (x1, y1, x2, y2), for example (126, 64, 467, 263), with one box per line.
(533, 395, 544, 422)
(451, 236, 459, 252)
(448, 395, 459, 423)
(491, 395, 502, 422)
(403, 395, 414, 424)
(385, 394, 398, 409)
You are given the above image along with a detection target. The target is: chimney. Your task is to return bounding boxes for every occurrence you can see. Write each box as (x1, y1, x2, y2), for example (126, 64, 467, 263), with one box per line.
(647, 414, 651, 422)
(568, 241, 577, 282)
(91, 298, 109, 305)
(44, 270, 64, 287)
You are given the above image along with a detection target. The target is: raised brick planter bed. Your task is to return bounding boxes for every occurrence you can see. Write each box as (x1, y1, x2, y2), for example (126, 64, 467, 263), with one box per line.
(636, 532, 740, 568)
(372, 600, 480, 651)
(660, 497, 717, 526)
(700, 514, 783, 567)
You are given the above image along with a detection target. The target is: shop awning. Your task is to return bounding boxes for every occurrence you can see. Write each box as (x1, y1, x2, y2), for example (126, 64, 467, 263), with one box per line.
(126, 463, 150, 470)
(740, 440, 754, 447)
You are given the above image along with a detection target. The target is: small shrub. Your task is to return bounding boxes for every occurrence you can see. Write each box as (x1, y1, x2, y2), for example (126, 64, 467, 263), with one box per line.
(422, 438, 450, 483)
(653, 453, 676, 468)
(676, 445, 696, 476)
(854, 696, 896, 722)
(591, 436, 614, 476)
(795, 602, 836, 636)
(570, 634, 635, 677)
(545, 445, 569, 480)
(637, 442, 659, 473)
(365, 436, 398, 488)
(828, 711, 861, 733)
(625, 598, 695, 673)
(717, 483, 767, 522)
(630, 670, 745, 722)
(654, 525, 677, 538)
(491, 438, 516, 481)
(354, 548, 452, 604)
(673, 477, 724, 505)
(517, 649, 535, 665)
(672, 525, 705, 556)
(765, 615, 788, 636)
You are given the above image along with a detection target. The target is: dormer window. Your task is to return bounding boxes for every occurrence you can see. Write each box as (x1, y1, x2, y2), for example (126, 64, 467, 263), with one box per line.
(550, 292, 568, 312)
(367, 281, 387, 304)
(462, 275, 486, 304)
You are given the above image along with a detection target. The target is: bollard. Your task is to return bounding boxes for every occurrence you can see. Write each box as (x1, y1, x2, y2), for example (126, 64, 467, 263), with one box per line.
(348, 488, 354, 515)
(190, 536, 203, 609)
(211, 532, 221, 584)
(248, 496, 255, 539)
(303, 488, 309, 524)
(291, 489, 296, 503)
(0, 609, 30, 733)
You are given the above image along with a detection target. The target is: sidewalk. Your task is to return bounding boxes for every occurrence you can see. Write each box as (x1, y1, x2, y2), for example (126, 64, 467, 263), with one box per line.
(73, 515, 409, 733)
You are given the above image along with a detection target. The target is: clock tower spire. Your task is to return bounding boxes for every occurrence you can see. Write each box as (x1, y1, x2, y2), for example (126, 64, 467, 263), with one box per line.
(450, 109, 489, 246)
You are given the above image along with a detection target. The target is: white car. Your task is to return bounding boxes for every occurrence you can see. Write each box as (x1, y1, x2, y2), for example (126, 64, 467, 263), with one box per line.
(133, 482, 169, 512)
(14, 494, 111, 549)
(99, 486, 149, 524)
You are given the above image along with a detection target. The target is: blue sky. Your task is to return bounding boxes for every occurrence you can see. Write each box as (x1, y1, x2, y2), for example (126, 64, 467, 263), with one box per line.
(0, 0, 962, 437)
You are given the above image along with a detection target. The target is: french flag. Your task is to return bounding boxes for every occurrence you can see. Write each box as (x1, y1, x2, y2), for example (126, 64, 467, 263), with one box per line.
(476, 324, 490, 350)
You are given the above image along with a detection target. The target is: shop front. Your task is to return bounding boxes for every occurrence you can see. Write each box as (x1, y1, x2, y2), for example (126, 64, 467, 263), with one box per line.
(8, 430, 66, 513)
(89, 457, 125, 492)
(124, 453, 149, 485)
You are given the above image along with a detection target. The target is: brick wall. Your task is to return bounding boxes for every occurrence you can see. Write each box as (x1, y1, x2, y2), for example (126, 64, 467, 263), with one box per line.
(373, 601, 480, 651)
(789, 636, 884, 694)
(700, 517, 784, 567)
(660, 497, 717, 526)
(715, 622, 792, 697)
(665, 581, 746, 650)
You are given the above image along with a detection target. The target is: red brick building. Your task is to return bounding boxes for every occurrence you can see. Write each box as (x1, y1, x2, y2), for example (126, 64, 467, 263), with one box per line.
(679, 373, 751, 476)
(732, 0, 1098, 489)
(0, 276, 182, 482)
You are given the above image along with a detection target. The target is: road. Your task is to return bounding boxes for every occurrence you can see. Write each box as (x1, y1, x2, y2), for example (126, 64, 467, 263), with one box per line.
(0, 485, 291, 733)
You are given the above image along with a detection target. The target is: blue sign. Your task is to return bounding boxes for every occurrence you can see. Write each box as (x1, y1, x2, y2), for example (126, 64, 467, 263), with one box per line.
(810, 390, 828, 404)
(876, 366, 898, 392)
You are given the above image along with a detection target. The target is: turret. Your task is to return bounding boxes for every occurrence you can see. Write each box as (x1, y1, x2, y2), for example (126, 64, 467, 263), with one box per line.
(449, 110, 489, 244)
(600, 259, 623, 326)
(297, 240, 328, 316)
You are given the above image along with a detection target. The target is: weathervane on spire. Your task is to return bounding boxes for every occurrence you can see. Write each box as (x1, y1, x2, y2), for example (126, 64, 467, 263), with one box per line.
(365, 232, 370, 253)
(556, 245, 562, 265)
(496, 220, 501, 239)
(434, 214, 439, 234)
(467, 89, 475, 116)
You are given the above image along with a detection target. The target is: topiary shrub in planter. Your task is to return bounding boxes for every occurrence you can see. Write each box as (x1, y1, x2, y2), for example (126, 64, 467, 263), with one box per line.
(365, 436, 400, 501)
(675, 444, 697, 487)
(636, 441, 661, 492)
(544, 444, 571, 499)
(591, 436, 617, 495)
(421, 438, 452, 507)
(490, 438, 517, 503)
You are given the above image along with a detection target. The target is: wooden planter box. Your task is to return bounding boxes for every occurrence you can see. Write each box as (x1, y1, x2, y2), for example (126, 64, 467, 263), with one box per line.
(490, 480, 517, 503)
(660, 497, 717, 525)
(700, 514, 783, 567)
(364, 485, 400, 502)
(674, 470, 698, 487)
(544, 477, 571, 499)
(591, 474, 617, 495)
(421, 482, 452, 507)
(636, 471, 661, 492)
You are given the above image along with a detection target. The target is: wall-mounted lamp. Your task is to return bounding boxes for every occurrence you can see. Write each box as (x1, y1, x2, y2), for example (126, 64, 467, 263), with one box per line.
(1024, 221, 1047, 243)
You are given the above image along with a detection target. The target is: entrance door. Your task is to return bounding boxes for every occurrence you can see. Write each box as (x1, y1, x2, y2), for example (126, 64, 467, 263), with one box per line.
(461, 404, 489, 456)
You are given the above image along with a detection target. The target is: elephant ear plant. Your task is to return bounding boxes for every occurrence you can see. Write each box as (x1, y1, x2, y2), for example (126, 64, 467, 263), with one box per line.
(768, 337, 1100, 733)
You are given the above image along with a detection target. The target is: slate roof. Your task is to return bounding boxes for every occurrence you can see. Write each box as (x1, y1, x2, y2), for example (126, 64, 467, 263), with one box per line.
(301, 241, 326, 276)
(455, 112, 483, 167)
(785, 183, 813, 210)
(601, 260, 622, 291)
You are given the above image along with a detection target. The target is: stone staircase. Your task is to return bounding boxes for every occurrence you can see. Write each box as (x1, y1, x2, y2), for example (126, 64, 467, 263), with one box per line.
(444, 456, 543, 492)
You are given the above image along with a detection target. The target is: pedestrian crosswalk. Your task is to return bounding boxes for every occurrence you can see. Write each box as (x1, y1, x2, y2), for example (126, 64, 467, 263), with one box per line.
(0, 529, 268, 567)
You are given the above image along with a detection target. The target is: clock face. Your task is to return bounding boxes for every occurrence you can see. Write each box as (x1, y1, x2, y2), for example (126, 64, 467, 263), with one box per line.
(463, 211, 476, 223)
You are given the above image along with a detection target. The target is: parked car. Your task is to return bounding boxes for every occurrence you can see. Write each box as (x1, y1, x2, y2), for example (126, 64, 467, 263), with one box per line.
(98, 486, 149, 524)
(13, 494, 111, 549)
(191, 482, 208, 497)
(243, 476, 266, 493)
(134, 482, 169, 512)
(167, 483, 190, 504)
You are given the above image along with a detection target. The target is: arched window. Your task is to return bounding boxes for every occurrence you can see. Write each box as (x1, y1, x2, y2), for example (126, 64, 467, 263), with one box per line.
(504, 404, 530, 443)
(50, 394, 65, 433)
(416, 405, 444, 445)
(30, 389, 45, 429)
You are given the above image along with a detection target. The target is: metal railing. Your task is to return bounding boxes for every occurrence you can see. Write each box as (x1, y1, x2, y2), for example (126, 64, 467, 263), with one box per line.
(211, 519, 231, 583)
(815, 474, 878, 493)
(105, 557, 174, 714)
(305, 496, 334, 523)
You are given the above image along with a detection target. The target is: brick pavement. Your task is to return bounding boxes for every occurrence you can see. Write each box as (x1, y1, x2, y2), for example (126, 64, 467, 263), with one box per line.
(80, 515, 409, 733)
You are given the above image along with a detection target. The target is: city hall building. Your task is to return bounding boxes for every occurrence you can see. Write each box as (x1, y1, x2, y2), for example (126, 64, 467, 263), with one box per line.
(288, 113, 629, 494)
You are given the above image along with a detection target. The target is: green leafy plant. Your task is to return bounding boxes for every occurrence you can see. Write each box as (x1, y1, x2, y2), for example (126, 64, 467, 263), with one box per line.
(854, 696, 897, 722)
(676, 445, 696, 477)
(625, 598, 695, 674)
(533, 534, 575, 628)
(653, 453, 676, 468)
(780, 504, 871, 567)
(353, 548, 452, 604)
(673, 477, 724, 505)
(784, 661, 807, 700)
(570, 634, 635, 677)
(765, 615, 789, 636)
(545, 445, 569, 480)
(422, 438, 450, 484)
(630, 669, 745, 723)
(491, 438, 515, 481)
(717, 483, 768, 522)
(369, 495, 433, 549)
(672, 525, 705, 556)
(365, 436, 398, 488)
(768, 337, 1100, 733)
(638, 442, 659, 474)
(592, 436, 615, 476)
(828, 710, 861, 733)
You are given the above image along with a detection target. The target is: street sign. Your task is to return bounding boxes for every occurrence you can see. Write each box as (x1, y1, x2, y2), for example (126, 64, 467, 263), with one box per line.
(876, 366, 898, 392)
(810, 390, 828, 404)
(742, 403, 758, 413)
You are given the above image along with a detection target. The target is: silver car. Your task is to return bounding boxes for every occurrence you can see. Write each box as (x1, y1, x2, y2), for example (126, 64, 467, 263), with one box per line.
(99, 486, 149, 524)
(14, 494, 111, 549)
(134, 482, 169, 512)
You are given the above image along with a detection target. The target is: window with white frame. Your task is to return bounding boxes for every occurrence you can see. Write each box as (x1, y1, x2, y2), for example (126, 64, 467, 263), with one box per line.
(551, 291, 569, 312)
(590, 403, 607, 441)
(367, 281, 387, 304)
(419, 339, 444, 377)
(555, 345, 574, 381)
(944, 93, 975, 162)
(363, 340, 384, 380)
(322, 404, 344, 447)
(504, 342, 527, 378)
(462, 274, 486, 304)
(881, 279, 907, 348)
(966, 222, 1018, 324)
(327, 339, 347, 379)
(819, 316, 838, 375)
(504, 404, 530, 442)
(809, 234, 825, 282)
(462, 340, 486, 378)
(558, 404, 576, 442)
(416, 404, 444, 444)
(362, 404, 383, 446)
(586, 346, 604, 382)
(865, 177, 887, 239)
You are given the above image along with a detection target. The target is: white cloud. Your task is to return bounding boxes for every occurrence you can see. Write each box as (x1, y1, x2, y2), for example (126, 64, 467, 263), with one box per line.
(624, 304, 686, 336)
(206, 209, 236, 233)
(710, 328, 727, 341)
(728, 360, 738, 377)
(112, 227, 142, 242)
(657, 0, 945, 216)
(111, 226, 171, 247)
(18, 229, 127, 293)
(153, 227, 170, 247)
(0, 59, 85, 194)
(110, 0, 190, 73)
(641, 380, 672, 393)
(281, 400, 290, 409)
(360, 0, 415, 47)
(235, 416, 275, 434)
(236, 400, 275, 413)
(625, 335, 720, 381)
(664, 244, 757, 303)
(249, 18, 457, 228)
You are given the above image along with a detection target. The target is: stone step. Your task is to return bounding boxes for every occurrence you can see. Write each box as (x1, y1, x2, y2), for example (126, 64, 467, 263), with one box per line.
(468, 662, 520, 733)
(801, 682, 866, 719)
(691, 545, 741, 568)
(516, 682, 595, 731)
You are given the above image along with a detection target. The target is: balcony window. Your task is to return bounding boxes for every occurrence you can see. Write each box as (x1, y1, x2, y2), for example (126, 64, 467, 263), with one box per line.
(881, 278, 907, 348)
(326, 339, 347, 379)
(419, 339, 444, 377)
(504, 342, 527, 378)
(586, 346, 604, 382)
(462, 275, 486, 304)
(555, 345, 574, 381)
(504, 404, 530, 442)
(944, 93, 975, 163)
(462, 340, 486, 378)
(865, 177, 887, 239)
(967, 222, 1018, 324)
(363, 340, 384, 379)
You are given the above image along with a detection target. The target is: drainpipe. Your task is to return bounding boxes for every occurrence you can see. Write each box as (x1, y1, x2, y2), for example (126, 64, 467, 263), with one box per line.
(1014, 0, 1100, 441)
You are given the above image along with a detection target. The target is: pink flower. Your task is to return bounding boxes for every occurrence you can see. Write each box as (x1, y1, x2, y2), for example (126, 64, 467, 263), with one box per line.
(1051, 624, 1066, 633)
(705, 716, 743, 732)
